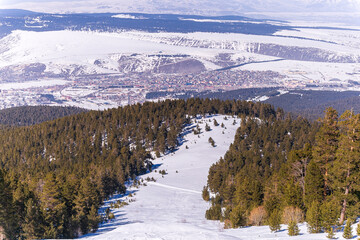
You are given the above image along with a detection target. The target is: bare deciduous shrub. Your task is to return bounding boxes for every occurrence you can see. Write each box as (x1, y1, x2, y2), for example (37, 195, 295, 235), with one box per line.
(282, 206, 304, 224)
(248, 206, 267, 226)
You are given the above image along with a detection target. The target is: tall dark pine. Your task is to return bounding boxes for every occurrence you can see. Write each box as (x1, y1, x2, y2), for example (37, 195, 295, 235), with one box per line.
(304, 160, 324, 208)
(40, 173, 67, 238)
(0, 170, 19, 239)
(22, 198, 44, 239)
(313, 107, 339, 196)
(330, 111, 360, 224)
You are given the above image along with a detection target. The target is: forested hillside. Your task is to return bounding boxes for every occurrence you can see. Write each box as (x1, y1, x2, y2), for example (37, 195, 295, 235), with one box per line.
(205, 107, 360, 236)
(0, 106, 87, 126)
(0, 99, 277, 239)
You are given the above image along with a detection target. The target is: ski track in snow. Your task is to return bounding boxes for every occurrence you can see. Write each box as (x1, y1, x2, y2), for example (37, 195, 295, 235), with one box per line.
(82, 115, 359, 240)
(146, 182, 202, 195)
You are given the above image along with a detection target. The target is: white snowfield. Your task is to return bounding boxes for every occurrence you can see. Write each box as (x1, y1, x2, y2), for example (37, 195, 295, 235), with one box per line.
(82, 115, 359, 240)
(1, 28, 360, 90)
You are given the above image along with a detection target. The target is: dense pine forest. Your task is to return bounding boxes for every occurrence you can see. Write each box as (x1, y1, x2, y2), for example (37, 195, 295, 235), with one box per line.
(205, 107, 360, 236)
(0, 106, 87, 126)
(0, 99, 277, 239)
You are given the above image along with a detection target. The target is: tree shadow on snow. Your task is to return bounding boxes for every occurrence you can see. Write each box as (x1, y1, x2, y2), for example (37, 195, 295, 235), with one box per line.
(79, 210, 137, 238)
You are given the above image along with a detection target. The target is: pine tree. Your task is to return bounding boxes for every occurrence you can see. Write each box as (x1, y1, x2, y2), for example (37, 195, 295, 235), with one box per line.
(229, 204, 246, 228)
(87, 205, 100, 233)
(288, 221, 300, 236)
(313, 107, 339, 196)
(202, 186, 210, 201)
(326, 226, 335, 239)
(321, 199, 339, 234)
(289, 145, 312, 203)
(0, 170, 19, 239)
(304, 160, 324, 208)
(268, 210, 281, 232)
(343, 219, 353, 239)
(22, 198, 44, 239)
(283, 180, 302, 208)
(40, 173, 67, 238)
(208, 137, 216, 147)
(330, 111, 360, 224)
(306, 201, 322, 233)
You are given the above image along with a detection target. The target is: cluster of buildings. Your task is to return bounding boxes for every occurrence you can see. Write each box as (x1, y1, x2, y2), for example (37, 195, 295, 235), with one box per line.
(0, 68, 290, 110)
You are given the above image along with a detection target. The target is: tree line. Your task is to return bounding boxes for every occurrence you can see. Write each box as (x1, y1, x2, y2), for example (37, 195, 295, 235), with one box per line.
(0, 105, 87, 126)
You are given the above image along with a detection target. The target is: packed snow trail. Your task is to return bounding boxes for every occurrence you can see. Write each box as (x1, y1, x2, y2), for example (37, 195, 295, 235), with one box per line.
(146, 182, 202, 195)
(82, 115, 358, 240)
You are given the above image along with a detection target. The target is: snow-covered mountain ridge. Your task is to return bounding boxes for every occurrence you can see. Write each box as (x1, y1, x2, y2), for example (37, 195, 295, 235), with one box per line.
(1, 0, 360, 22)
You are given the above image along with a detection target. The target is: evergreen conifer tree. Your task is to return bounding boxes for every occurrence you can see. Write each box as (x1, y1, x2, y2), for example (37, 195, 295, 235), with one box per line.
(40, 173, 67, 238)
(330, 111, 360, 224)
(87, 205, 100, 233)
(22, 198, 44, 239)
(306, 201, 322, 233)
(343, 219, 353, 239)
(268, 210, 281, 232)
(0, 170, 19, 239)
(321, 199, 339, 235)
(313, 107, 339, 196)
(326, 227, 335, 239)
(288, 221, 300, 236)
(304, 160, 324, 208)
(208, 137, 216, 147)
(202, 186, 210, 201)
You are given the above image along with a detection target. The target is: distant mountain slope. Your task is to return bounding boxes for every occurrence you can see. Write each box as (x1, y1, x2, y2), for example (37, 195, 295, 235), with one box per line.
(147, 89, 360, 120)
(0, 105, 87, 126)
(264, 90, 360, 119)
(2, 0, 359, 17)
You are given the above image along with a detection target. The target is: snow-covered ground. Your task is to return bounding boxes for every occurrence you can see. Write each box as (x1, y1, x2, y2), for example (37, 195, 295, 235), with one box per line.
(0, 79, 69, 90)
(82, 115, 359, 240)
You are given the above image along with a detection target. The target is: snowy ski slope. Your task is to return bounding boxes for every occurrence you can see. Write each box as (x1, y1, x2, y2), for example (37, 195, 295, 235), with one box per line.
(82, 115, 358, 240)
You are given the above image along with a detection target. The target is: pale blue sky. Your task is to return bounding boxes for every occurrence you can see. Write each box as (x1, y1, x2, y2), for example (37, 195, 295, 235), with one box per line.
(2, 0, 84, 3)
(0, 0, 359, 25)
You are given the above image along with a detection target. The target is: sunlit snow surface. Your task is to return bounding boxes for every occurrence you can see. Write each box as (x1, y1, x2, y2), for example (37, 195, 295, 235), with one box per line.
(81, 115, 358, 240)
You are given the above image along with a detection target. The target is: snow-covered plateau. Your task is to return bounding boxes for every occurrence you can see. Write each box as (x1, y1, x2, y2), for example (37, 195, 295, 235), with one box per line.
(81, 115, 359, 240)
(1, 28, 360, 85)
(0, 23, 359, 110)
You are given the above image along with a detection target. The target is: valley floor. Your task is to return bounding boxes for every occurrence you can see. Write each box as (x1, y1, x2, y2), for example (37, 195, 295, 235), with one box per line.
(82, 115, 357, 240)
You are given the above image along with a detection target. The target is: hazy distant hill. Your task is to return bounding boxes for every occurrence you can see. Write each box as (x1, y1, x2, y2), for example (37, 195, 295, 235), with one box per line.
(0, 105, 87, 126)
